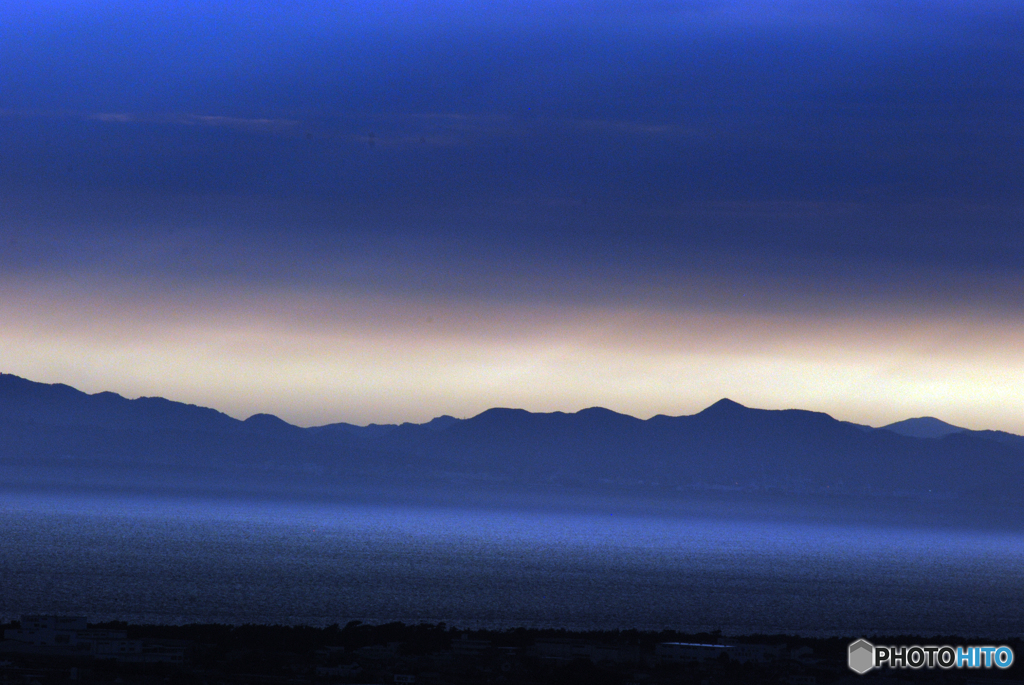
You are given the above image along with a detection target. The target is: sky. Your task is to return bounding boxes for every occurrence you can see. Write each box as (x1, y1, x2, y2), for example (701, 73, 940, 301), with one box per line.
(2, 0, 1024, 430)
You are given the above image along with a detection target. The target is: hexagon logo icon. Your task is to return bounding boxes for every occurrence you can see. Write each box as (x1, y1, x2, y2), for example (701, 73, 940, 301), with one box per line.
(848, 639, 874, 674)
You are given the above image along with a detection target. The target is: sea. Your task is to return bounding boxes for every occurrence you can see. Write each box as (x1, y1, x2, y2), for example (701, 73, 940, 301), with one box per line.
(1, 492, 1021, 638)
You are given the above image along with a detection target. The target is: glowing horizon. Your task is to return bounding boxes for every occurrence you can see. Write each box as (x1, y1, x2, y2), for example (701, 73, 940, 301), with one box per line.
(3, 269, 1023, 432)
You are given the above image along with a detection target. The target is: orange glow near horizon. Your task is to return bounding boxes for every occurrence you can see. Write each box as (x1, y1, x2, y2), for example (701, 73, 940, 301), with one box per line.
(2, 278, 1023, 432)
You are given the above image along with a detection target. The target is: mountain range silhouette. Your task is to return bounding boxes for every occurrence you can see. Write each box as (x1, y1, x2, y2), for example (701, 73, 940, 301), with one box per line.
(2, 373, 1022, 525)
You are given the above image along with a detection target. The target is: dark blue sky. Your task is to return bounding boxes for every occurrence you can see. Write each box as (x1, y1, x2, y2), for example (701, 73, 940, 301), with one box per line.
(2, 1, 1023, 427)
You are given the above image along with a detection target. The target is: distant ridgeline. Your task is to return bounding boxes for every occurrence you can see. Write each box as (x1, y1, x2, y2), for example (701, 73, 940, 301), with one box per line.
(2, 373, 1023, 525)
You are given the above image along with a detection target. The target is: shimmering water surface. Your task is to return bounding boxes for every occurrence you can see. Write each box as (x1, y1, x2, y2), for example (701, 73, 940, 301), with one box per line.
(1, 493, 1021, 637)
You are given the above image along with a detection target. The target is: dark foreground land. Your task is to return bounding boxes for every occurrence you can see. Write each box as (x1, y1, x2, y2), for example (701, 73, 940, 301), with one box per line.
(1, 620, 1022, 685)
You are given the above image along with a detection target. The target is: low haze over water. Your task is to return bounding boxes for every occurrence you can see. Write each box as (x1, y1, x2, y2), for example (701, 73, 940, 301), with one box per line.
(2, 495, 1021, 638)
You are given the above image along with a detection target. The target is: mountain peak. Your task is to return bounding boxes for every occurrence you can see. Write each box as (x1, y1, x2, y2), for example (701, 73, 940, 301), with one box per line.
(701, 398, 748, 413)
(576, 406, 628, 418)
(421, 415, 461, 431)
(243, 413, 299, 432)
(882, 417, 964, 439)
